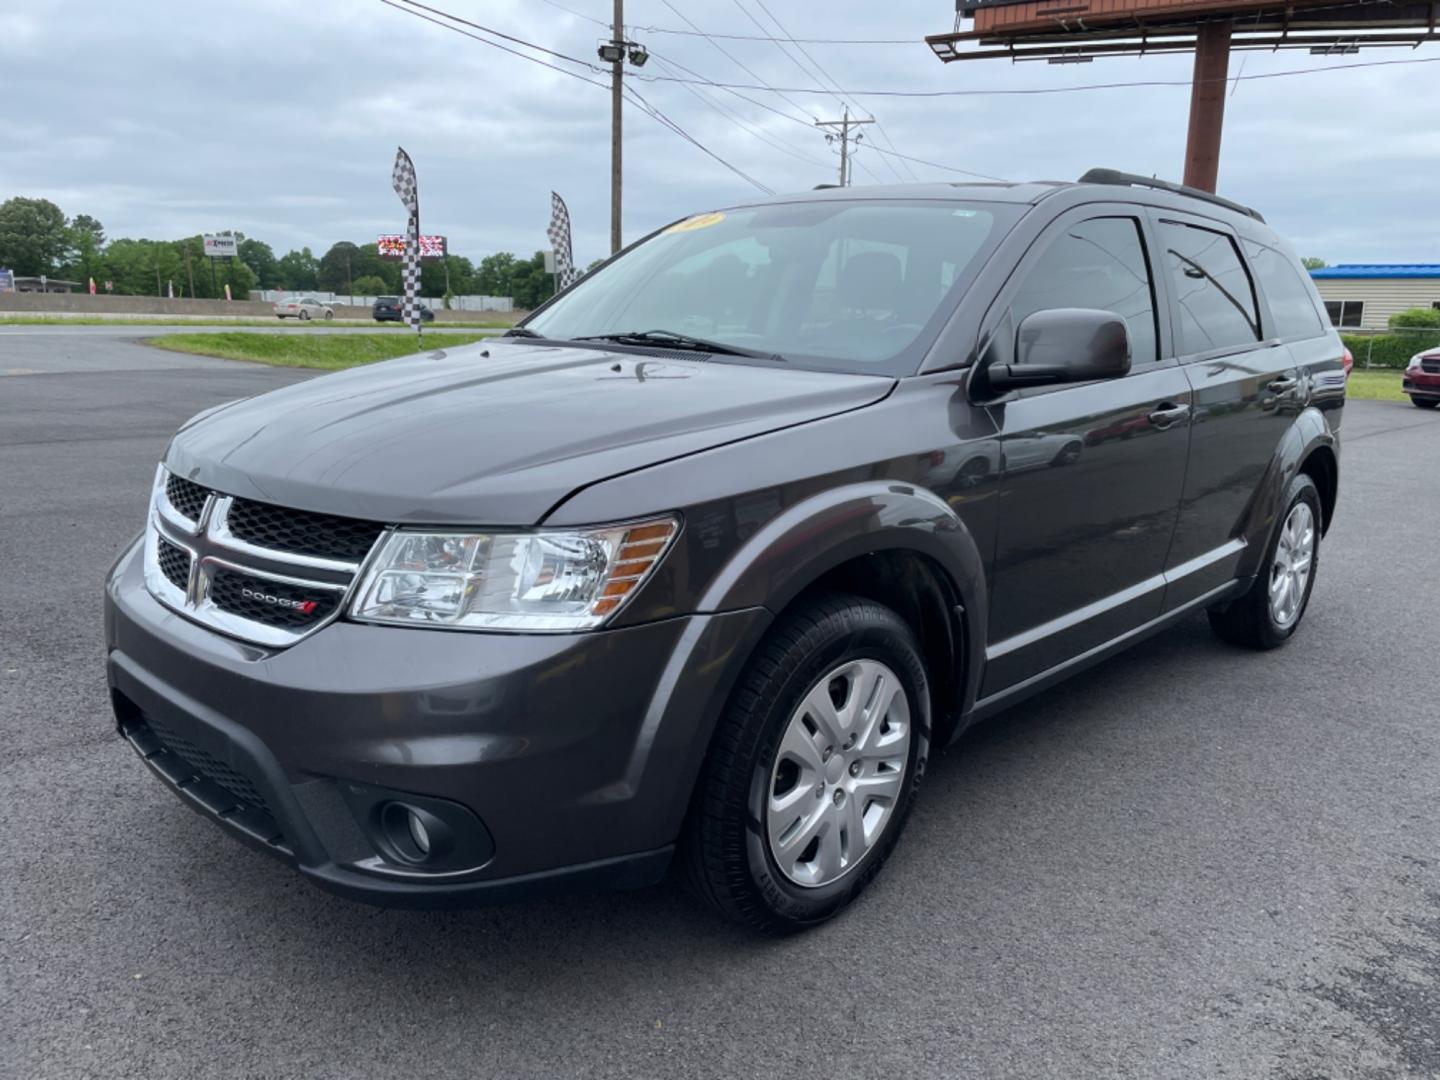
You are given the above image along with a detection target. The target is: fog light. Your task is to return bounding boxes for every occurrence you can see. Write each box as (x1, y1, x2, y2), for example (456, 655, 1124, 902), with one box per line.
(407, 808, 431, 855)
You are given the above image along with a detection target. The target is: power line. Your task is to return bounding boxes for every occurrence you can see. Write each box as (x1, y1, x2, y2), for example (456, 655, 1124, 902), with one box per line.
(381, 0, 772, 195)
(862, 145, 1009, 183)
(743, 0, 913, 182)
(629, 53, 1440, 96)
(657, 0, 819, 121)
(535, 0, 919, 43)
(645, 47, 817, 130)
(380, 0, 609, 85)
(624, 84, 775, 193)
(386, 2, 1440, 102)
(650, 55, 833, 170)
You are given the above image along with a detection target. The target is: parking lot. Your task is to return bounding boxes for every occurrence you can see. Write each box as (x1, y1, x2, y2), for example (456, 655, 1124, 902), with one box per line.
(3, 325, 1438, 1079)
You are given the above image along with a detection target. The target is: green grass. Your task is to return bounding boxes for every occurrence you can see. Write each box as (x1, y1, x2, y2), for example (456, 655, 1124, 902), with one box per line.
(1346, 368, 1409, 403)
(147, 331, 496, 370)
(0, 314, 511, 328)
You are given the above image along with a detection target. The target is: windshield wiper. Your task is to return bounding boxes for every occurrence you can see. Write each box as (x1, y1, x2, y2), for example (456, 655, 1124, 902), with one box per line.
(574, 329, 784, 361)
(502, 326, 546, 339)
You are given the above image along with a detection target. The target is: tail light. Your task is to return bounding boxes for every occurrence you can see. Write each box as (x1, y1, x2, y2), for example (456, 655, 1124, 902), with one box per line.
(1342, 347, 1354, 378)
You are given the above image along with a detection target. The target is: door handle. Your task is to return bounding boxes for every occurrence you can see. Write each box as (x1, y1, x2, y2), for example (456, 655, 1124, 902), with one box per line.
(1148, 403, 1190, 428)
(1267, 376, 1299, 394)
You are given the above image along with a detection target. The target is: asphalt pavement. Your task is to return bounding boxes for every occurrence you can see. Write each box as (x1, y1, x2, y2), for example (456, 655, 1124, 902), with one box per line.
(3, 327, 1438, 1080)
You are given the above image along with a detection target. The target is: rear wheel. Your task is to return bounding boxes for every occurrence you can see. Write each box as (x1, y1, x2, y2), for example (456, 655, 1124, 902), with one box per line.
(683, 593, 930, 933)
(1412, 397, 1439, 410)
(1208, 472, 1321, 650)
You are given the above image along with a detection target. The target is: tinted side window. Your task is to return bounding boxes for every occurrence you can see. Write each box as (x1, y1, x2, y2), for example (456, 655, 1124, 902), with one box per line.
(1010, 217, 1158, 364)
(1247, 242, 1324, 339)
(1159, 221, 1260, 354)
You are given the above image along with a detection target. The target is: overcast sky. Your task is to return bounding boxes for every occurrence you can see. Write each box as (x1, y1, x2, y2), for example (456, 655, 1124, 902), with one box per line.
(3, 0, 1436, 267)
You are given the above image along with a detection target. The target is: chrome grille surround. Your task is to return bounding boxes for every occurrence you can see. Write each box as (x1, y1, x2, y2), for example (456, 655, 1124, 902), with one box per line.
(142, 465, 384, 648)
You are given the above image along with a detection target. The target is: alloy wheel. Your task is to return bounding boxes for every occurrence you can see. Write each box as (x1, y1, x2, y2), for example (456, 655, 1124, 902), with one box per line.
(1269, 501, 1315, 628)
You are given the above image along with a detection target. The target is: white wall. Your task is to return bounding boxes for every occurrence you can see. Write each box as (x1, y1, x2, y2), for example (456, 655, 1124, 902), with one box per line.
(1311, 278, 1440, 330)
(257, 290, 513, 313)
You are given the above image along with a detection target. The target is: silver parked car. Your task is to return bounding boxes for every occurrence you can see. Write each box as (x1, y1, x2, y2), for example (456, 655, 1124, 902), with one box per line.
(273, 297, 334, 321)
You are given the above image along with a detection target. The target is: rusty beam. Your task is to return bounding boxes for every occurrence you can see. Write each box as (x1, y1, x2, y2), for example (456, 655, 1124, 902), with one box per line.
(1183, 20, 1232, 191)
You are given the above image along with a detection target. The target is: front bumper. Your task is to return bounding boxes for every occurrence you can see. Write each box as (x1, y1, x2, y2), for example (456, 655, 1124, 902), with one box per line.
(105, 539, 770, 907)
(1403, 369, 1440, 400)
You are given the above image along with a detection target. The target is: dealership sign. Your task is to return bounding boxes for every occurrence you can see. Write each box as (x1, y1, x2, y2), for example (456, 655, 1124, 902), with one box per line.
(203, 234, 238, 258)
(378, 234, 446, 259)
(0, 268, 13, 293)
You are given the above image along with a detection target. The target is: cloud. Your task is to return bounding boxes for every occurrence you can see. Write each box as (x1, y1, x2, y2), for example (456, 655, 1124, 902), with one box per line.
(1, 0, 1435, 265)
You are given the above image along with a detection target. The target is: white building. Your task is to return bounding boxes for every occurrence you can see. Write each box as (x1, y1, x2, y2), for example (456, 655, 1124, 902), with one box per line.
(1309, 264, 1440, 331)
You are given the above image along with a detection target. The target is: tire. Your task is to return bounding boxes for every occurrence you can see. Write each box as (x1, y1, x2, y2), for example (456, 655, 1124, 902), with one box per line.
(1051, 442, 1082, 467)
(1412, 397, 1439, 410)
(299, 310, 310, 322)
(1208, 472, 1322, 650)
(683, 593, 931, 933)
(324, 310, 333, 321)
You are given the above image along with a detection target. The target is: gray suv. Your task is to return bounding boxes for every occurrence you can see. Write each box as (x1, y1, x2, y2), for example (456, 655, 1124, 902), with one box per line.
(105, 170, 1344, 931)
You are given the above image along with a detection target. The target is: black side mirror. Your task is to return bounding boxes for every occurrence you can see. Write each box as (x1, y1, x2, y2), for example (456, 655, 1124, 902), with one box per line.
(989, 308, 1132, 391)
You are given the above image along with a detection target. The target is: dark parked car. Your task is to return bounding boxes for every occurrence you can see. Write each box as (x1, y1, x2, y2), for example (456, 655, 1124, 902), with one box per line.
(106, 170, 1344, 932)
(373, 296, 435, 322)
(1404, 348, 1440, 408)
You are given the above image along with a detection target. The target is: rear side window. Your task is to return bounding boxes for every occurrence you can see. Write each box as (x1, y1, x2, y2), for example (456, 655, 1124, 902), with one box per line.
(1158, 221, 1260, 354)
(1247, 242, 1324, 339)
(1009, 217, 1158, 365)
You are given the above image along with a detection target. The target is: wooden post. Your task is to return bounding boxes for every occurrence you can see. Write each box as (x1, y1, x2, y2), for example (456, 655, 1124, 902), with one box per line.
(1183, 20, 1232, 192)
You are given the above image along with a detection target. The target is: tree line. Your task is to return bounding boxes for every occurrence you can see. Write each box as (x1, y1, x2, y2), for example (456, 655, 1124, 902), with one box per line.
(0, 196, 572, 309)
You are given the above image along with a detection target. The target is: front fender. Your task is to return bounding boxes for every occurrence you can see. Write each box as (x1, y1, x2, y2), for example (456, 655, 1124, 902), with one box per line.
(1234, 405, 1338, 580)
(697, 481, 989, 718)
(697, 481, 985, 613)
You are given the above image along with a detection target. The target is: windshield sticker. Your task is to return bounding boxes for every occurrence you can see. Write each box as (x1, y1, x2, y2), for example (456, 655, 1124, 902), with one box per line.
(665, 212, 726, 234)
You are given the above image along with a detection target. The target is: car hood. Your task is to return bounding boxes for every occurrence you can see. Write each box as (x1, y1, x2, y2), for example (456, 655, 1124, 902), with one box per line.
(165, 340, 894, 525)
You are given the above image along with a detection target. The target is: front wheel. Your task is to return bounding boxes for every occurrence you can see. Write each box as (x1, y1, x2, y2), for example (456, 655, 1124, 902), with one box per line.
(683, 593, 930, 932)
(1208, 472, 1321, 649)
(324, 310, 333, 321)
(1412, 397, 1439, 410)
(299, 310, 310, 322)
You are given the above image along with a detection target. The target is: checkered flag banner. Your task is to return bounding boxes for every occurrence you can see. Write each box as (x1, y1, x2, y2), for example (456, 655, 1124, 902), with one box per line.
(547, 191, 579, 290)
(391, 146, 422, 341)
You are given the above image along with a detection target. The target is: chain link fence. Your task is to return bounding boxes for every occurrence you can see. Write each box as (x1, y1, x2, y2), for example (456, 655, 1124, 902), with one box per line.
(1339, 325, 1440, 369)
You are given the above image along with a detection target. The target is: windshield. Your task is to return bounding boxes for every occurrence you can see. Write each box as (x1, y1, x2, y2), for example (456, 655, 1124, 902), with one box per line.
(525, 199, 1016, 376)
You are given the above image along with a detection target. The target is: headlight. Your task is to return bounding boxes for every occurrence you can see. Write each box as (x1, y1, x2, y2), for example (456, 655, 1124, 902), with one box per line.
(1408, 353, 1425, 371)
(347, 516, 678, 632)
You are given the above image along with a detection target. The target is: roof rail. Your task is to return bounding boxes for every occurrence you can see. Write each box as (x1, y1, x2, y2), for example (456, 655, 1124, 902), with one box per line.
(1077, 168, 1265, 224)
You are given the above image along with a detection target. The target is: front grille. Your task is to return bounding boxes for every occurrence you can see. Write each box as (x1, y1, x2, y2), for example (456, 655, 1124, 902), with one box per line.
(1421, 359, 1440, 374)
(208, 567, 341, 630)
(226, 497, 384, 563)
(147, 715, 267, 811)
(148, 469, 382, 646)
(165, 474, 210, 520)
(156, 537, 192, 591)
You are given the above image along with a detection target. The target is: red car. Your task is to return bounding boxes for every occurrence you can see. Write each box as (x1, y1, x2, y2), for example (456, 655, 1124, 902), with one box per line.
(1404, 349, 1440, 409)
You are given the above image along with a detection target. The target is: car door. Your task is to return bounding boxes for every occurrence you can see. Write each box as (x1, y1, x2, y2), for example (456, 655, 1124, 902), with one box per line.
(980, 209, 1193, 696)
(1148, 211, 1302, 608)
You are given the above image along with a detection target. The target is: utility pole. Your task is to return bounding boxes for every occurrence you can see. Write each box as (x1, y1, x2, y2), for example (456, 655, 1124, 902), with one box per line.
(597, 8, 648, 254)
(815, 107, 874, 187)
(610, 0, 623, 255)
